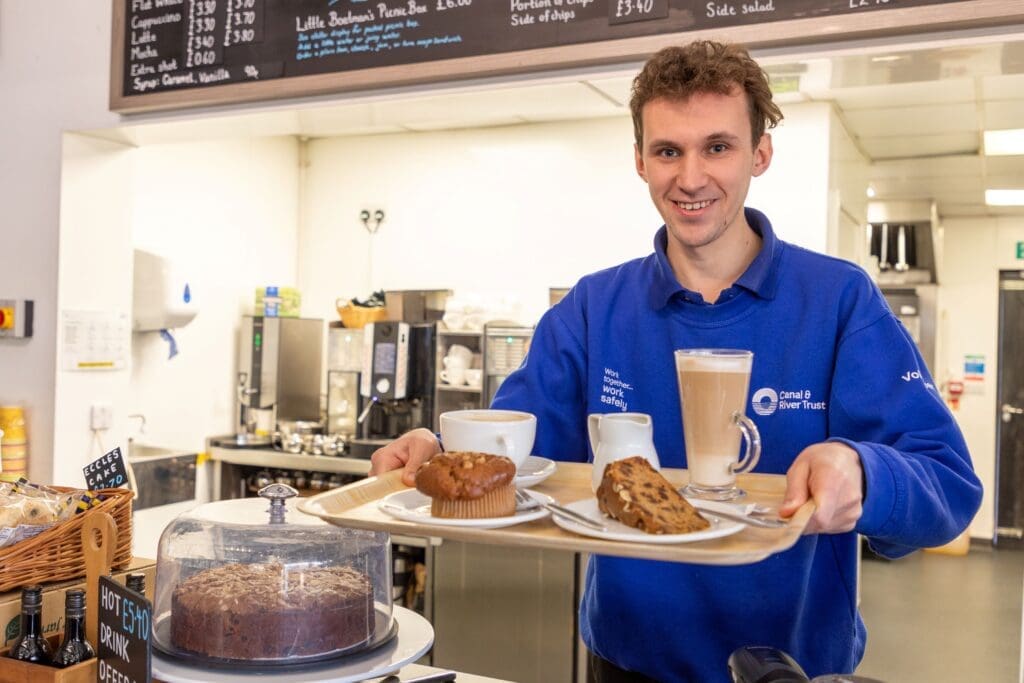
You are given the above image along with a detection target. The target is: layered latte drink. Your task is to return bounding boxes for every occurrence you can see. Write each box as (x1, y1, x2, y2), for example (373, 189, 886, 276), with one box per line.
(675, 349, 761, 500)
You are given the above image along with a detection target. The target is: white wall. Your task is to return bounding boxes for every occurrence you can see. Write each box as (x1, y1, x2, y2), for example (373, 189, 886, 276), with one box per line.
(127, 138, 300, 453)
(941, 215, 1024, 540)
(52, 134, 134, 486)
(748, 101, 834, 253)
(300, 102, 836, 327)
(0, 0, 122, 482)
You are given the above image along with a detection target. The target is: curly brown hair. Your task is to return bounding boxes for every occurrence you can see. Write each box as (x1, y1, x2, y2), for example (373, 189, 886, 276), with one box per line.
(629, 41, 783, 149)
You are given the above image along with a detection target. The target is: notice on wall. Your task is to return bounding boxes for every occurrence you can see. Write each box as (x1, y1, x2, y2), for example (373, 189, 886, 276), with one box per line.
(98, 575, 152, 683)
(964, 353, 985, 394)
(61, 310, 129, 371)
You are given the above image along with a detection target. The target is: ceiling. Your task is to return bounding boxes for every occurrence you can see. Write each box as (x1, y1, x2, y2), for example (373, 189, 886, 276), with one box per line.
(91, 33, 1024, 219)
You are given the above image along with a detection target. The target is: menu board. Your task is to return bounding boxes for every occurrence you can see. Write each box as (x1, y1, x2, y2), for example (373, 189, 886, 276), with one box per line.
(114, 0, 986, 111)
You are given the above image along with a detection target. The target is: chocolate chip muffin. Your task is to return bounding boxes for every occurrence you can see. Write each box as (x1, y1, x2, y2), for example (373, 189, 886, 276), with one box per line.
(596, 456, 710, 534)
(415, 451, 516, 518)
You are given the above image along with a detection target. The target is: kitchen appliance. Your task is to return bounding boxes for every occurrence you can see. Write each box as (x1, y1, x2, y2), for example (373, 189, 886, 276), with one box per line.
(867, 202, 940, 375)
(215, 316, 323, 448)
(353, 322, 436, 453)
(483, 322, 532, 405)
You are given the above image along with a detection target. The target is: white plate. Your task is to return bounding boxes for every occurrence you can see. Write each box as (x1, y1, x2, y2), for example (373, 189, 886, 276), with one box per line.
(550, 498, 745, 544)
(152, 605, 432, 683)
(378, 488, 552, 529)
(515, 456, 557, 488)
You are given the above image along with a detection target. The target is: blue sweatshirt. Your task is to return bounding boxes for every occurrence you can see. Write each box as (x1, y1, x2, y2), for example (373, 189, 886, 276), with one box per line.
(492, 208, 982, 682)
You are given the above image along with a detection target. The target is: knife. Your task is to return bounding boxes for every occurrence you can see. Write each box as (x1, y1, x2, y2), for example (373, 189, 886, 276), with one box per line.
(693, 505, 789, 528)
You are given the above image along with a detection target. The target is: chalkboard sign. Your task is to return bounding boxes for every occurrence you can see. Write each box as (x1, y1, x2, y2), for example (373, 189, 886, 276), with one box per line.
(84, 447, 131, 490)
(111, 0, 1022, 112)
(98, 575, 152, 683)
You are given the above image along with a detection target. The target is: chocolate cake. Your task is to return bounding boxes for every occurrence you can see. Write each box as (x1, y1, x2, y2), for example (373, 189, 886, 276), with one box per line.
(415, 451, 516, 518)
(170, 562, 374, 660)
(596, 456, 710, 534)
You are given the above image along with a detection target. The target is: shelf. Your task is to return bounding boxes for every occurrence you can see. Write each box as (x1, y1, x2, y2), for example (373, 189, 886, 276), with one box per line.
(436, 384, 482, 393)
(437, 328, 484, 337)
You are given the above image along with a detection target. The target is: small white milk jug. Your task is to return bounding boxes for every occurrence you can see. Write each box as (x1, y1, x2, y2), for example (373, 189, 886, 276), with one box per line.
(587, 413, 660, 492)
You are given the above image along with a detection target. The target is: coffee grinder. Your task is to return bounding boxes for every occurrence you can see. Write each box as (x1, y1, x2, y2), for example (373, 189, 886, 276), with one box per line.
(352, 321, 435, 454)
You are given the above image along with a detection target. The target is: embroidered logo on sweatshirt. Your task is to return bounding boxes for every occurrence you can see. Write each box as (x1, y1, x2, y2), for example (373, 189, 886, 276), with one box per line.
(752, 387, 826, 416)
(900, 369, 936, 391)
(600, 367, 633, 411)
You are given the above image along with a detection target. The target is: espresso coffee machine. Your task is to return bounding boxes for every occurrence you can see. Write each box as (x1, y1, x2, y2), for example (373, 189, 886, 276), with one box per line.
(350, 321, 435, 456)
(213, 316, 323, 448)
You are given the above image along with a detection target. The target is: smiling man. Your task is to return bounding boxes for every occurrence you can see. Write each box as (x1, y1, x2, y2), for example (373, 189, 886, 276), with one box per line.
(372, 41, 981, 682)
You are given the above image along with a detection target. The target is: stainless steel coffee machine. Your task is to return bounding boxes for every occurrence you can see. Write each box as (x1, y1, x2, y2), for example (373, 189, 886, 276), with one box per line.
(214, 316, 323, 448)
(350, 321, 435, 457)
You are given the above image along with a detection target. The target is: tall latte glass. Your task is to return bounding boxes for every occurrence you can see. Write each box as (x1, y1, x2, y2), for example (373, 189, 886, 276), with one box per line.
(675, 349, 761, 500)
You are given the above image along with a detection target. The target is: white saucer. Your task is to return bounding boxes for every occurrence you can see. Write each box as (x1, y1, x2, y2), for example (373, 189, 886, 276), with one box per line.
(378, 488, 552, 529)
(550, 498, 744, 544)
(152, 605, 432, 683)
(515, 456, 557, 488)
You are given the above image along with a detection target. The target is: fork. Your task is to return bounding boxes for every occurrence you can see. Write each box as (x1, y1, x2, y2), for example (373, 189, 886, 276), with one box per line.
(514, 489, 608, 531)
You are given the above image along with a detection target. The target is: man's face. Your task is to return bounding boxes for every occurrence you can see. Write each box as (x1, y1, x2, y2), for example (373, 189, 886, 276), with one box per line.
(635, 89, 772, 257)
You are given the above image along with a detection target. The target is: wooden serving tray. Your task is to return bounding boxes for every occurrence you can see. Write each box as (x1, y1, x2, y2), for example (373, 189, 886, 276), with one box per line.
(299, 463, 813, 566)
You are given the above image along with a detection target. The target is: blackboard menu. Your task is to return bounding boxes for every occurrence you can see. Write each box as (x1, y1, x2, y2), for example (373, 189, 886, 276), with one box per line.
(83, 446, 131, 490)
(116, 0, 977, 110)
(98, 575, 152, 683)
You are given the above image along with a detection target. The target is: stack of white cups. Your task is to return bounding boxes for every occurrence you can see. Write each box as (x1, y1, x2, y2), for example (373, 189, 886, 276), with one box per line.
(440, 344, 475, 387)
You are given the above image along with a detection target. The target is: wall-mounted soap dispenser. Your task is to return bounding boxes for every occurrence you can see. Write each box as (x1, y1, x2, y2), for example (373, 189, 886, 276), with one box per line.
(132, 249, 198, 331)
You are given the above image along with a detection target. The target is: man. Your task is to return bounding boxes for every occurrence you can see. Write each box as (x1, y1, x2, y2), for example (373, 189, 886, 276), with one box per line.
(372, 41, 982, 682)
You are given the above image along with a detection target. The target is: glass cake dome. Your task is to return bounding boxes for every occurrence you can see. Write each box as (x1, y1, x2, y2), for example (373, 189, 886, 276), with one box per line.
(152, 483, 393, 667)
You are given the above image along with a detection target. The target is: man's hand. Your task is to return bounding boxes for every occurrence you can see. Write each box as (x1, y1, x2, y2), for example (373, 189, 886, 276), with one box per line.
(779, 442, 864, 535)
(369, 428, 442, 487)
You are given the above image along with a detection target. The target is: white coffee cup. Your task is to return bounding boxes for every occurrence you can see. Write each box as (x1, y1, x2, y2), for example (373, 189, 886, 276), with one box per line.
(440, 365, 467, 385)
(464, 368, 483, 388)
(439, 409, 536, 469)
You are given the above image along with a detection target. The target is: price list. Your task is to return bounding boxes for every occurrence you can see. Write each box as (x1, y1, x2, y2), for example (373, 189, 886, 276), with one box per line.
(184, 0, 224, 68)
(224, 0, 265, 47)
(609, 0, 669, 25)
(119, 0, 969, 106)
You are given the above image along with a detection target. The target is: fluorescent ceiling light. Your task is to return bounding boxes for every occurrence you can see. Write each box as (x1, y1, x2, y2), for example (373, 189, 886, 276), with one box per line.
(984, 129, 1024, 156)
(985, 189, 1024, 206)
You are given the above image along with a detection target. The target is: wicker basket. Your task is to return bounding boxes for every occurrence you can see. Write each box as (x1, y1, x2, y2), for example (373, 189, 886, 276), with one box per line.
(337, 304, 387, 329)
(0, 487, 134, 593)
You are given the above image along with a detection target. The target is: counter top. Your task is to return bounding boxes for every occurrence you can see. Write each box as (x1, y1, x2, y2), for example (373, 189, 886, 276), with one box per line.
(207, 444, 372, 476)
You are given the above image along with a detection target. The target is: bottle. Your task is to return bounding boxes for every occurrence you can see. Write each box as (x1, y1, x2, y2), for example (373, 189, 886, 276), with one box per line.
(7, 585, 53, 663)
(126, 572, 146, 595)
(50, 589, 94, 668)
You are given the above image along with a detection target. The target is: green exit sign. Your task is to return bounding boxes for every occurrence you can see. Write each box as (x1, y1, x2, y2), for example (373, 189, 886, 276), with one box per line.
(1018, 241, 1024, 259)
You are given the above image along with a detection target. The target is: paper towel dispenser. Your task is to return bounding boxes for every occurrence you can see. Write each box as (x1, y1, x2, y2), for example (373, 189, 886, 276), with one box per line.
(132, 249, 198, 331)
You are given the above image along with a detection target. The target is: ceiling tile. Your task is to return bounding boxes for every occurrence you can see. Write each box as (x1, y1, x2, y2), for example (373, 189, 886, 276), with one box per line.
(871, 155, 983, 179)
(984, 156, 1024, 175)
(861, 132, 979, 160)
(831, 79, 974, 111)
(844, 103, 978, 138)
(983, 99, 1024, 131)
(585, 76, 634, 107)
(981, 73, 1024, 101)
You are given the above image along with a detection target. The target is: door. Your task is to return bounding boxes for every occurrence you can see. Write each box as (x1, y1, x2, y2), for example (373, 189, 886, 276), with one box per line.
(995, 270, 1024, 544)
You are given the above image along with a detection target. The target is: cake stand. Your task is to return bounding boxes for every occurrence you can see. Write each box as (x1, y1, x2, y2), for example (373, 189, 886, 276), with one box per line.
(152, 606, 433, 683)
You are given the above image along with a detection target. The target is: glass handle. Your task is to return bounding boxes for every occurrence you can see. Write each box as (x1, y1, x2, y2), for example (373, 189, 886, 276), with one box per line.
(730, 412, 761, 474)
